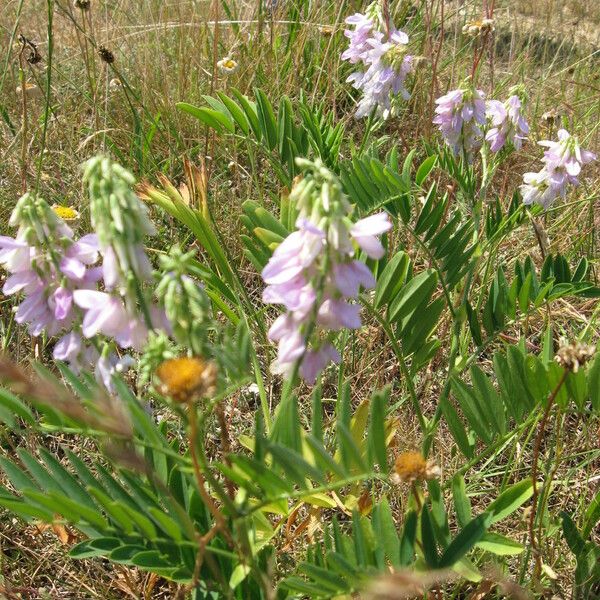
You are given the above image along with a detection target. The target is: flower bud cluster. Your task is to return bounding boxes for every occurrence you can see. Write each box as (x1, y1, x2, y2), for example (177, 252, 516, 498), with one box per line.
(156, 247, 212, 357)
(84, 156, 155, 309)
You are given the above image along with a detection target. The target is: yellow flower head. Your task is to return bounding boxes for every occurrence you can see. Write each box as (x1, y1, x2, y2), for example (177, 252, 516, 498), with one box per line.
(217, 57, 239, 74)
(155, 357, 217, 404)
(52, 204, 80, 221)
(393, 451, 440, 484)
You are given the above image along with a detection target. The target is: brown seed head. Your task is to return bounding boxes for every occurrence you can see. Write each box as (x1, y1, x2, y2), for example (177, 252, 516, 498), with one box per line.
(555, 340, 596, 373)
(156, 357, 217, 404)
(98, 46, 115, 64)
(393, 451, 440, 484)
(75, 0, 91, 9)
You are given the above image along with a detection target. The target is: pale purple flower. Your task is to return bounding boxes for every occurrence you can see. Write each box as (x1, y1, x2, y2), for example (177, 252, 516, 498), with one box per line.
(520, 129, 596, 209)
(318, 298, 362, 330)
(485, 95, 529, 152)
(262, 219, 325, 285)
(350, 212, 392, 258)
(51, 286, 73, 320)
(95, 352, 135, 391)
(299, 344, 341, 384)
(53, 332, 99, 374)
(342, 12, 413, 119)
(74, 290, 129, 339)
(60, 234, 100, 281)
(15, 286, 59, 337)
(434, 87, 486, 157)
(332, 260, 376, 298)
(540, 129, 596, 179)
(342, 12, 375, 64)
(262, 274, 316, 316)
(0, 234, 34, 273)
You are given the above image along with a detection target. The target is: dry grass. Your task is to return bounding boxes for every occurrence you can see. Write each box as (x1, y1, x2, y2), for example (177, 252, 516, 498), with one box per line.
(0, 0, 599, 597)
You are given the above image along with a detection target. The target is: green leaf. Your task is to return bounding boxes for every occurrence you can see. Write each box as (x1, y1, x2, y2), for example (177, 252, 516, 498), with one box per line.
(415, 155, 437, 186)
(255, 89, 278, 150)
(176, 103, 234, 133)
(298, 562, 348, 594)
(476, 532, 525, 556)
(587, 353, 600, 413)
(582, 491, 600, 540)
(561, 511, 586, 556)
(216, 91, 249, 134)
(439, 397, 473, 459)
(368, 388, 388, 472)
(372, 497, 400, 568)
(486, 480, 533, 524)
(399, 510, 417, 566)
(451, 475, 472, 528)
(420, 506, 439, 568)
(375, 251, 411, 309)
(0, 388, 35, 424)
(438, 513, 491, 568)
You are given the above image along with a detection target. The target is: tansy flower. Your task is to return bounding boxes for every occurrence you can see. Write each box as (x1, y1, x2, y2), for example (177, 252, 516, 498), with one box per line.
(393, 451, 440, 484)
(217, 57, 238, 74)
(155, 357, 217, 403)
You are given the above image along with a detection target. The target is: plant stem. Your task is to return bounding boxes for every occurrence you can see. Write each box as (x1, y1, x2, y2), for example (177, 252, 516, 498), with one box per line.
(528, 368, 568, 580)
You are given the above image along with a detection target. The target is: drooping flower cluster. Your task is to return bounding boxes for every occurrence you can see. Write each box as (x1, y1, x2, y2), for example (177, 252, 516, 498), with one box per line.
(0, 158, 172, 389)
(485, 94, 529, 152)
(520, 129, 596, 209)
(433, 86, 486, 158)
(261, 158, 391, 384)
(342, 3, 414, 119)
(0, 194, 99, 340)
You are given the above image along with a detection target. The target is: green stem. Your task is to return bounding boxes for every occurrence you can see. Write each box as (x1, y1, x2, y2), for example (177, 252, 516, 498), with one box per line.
(363, 301, 427, 435)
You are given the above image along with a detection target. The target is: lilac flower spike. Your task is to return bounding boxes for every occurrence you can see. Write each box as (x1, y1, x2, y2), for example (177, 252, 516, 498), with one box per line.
(485, 95, 529, 152)
(520, 129, 596, 209)
(262, 158, 391, 384)
(342, 4, 414, 119)
(434, 86, 486, 157)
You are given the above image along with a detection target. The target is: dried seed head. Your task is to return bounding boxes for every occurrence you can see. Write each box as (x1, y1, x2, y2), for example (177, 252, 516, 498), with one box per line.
(16, 82, 42, 98)
(19, 35, 42, 65)
(109, 78, 122, 92)
(155, 357, 217, 404)
(541, 109, 561, 125)
(462, 18, 495, 37)
(393, 451, 440, 484)
(75, 0, 91, 9)
(98, 46, 115, 64)
(555, 339, 595, 373)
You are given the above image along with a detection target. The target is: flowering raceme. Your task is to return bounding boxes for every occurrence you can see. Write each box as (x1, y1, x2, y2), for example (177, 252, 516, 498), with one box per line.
(0, 194, 99, 339)
(0, 158, 174, 390)
(520, 129, 596, 209)
(433, 86, 486, 158)
(342, 4, 414, 119)
(261, 159, 391, 384)
(485, 94, 529, 152)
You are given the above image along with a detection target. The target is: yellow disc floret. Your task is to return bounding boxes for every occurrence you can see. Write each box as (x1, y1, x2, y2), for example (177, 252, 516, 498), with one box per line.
(52, 204, 79, 221)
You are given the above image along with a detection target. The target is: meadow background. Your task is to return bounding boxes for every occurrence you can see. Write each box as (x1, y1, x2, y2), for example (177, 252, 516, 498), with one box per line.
(0, 0, 599, 597)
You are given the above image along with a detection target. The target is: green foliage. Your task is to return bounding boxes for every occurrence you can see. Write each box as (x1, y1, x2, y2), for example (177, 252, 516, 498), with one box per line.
(178, 90, 343, 185)
(445, 343, 599, 459)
